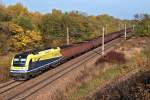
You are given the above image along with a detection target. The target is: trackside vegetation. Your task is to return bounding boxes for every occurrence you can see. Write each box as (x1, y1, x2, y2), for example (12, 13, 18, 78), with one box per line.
(0, 3, 131, 54)
(0, 3, 130, 82)
(0, 3, 149, 83)
(66, 38, 150, 100)
(134, 14, 150, 36)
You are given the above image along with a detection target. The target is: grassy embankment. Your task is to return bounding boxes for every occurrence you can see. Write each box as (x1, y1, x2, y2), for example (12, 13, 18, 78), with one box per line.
(67, 37, 150, 100)
(0, 53, 14, 82)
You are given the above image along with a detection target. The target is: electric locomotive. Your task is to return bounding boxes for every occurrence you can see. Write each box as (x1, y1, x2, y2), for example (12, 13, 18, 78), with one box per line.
(10, 47, 63, 80)
(10, 28, 133, 80)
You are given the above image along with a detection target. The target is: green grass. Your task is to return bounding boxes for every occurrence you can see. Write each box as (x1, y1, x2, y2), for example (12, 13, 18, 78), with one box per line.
(66, 38, 150, 100)
(68, 66, 120, 100)
(70, 50, 150, 100)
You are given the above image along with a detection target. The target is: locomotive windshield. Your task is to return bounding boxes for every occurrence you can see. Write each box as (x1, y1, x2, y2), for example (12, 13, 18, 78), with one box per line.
(13, 58, 26, 67)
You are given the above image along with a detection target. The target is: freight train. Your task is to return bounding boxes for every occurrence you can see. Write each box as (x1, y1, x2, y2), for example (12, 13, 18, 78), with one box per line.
(10, 28, 132, 80)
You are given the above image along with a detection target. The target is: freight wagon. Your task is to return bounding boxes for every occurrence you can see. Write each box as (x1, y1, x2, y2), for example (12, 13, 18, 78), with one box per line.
(10, 28, 133, 80)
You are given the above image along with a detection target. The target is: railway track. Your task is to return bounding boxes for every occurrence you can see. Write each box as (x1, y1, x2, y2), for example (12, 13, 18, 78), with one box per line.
(0, 80, 15, 89)
(0, 35, 131, 100)
(0, 81, 23, 94)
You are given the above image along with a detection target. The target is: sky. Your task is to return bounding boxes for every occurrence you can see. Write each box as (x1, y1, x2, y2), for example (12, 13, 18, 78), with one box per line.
(2, 0, 150, 19)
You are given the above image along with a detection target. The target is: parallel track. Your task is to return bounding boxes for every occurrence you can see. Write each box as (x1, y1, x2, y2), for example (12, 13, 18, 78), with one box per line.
(0, 80, 15, 89)
(14, 41, 118, 100)
(0, 34, 132, 100)
(0, 81, 23, 94)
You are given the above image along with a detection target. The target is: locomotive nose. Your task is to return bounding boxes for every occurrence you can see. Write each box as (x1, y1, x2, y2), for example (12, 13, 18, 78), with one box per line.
(10, 70, 29, 80)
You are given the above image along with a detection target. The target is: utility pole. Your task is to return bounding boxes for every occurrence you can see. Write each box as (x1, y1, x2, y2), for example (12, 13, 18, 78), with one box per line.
(133, 25, 135, 31)
(132, 25, 135, 35)
(102, 27, 105, 55)
(66, 27, 69, 45)
(105, 24, 108, 34)
(124, 24, 127, 40)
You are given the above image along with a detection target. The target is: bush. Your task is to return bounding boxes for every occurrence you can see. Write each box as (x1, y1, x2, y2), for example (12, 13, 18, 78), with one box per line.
(96, 51, 126, 65)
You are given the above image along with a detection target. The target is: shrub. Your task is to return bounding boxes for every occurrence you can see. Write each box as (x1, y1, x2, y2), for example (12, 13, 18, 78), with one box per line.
(96, 51, 126, 65)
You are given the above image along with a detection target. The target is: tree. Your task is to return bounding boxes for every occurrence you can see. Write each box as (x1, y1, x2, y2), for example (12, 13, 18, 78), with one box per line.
(135, 14, 150, 36)
(13, 16, 33, 30)
(8, 30, 42, 51)
(30, 12, 43, 30)
(7, 3, 29, 17)
(0, 5, 12, 21)
(0, 3, 132, 54)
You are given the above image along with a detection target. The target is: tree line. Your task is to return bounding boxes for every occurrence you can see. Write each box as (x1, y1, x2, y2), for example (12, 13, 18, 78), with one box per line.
(134, 14, 150, 36)
(0, 3, 133, 54)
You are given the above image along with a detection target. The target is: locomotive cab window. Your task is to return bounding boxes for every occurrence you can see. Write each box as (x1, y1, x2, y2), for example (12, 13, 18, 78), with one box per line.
(13, 58, 26, 67)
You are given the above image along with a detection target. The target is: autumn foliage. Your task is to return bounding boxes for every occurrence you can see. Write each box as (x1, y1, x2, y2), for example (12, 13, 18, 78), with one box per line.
(0, 3, 132, 54)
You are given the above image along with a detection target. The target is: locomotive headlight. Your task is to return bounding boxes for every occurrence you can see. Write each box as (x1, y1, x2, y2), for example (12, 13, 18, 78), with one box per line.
(20, 59, 26, 62)
(23, 70, 28, 73)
